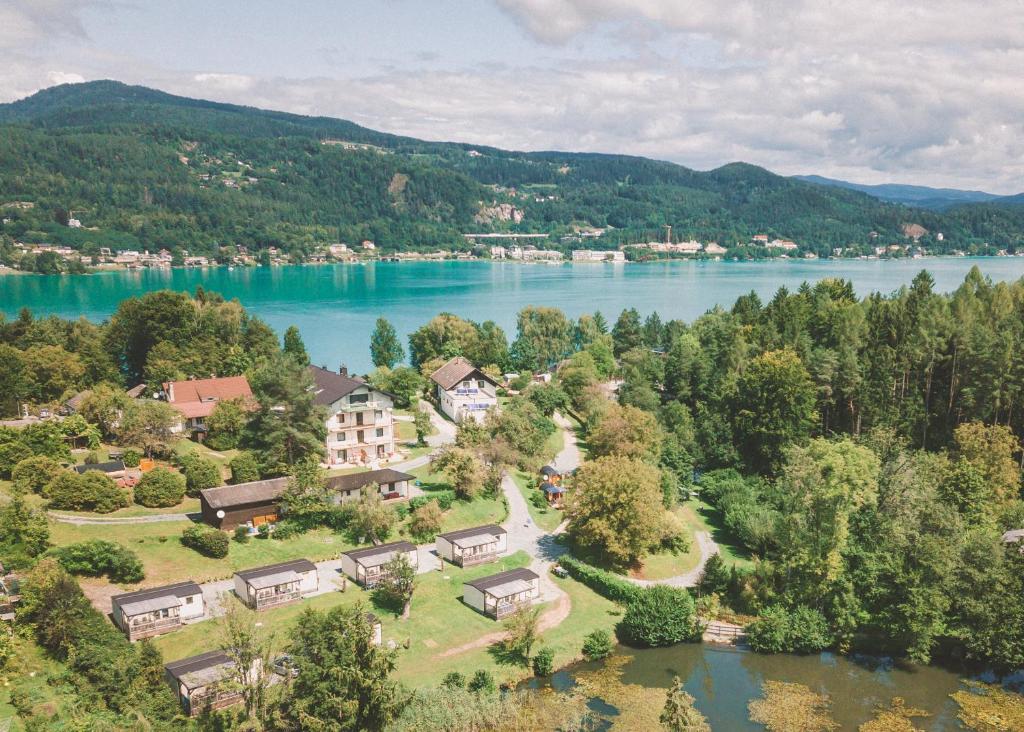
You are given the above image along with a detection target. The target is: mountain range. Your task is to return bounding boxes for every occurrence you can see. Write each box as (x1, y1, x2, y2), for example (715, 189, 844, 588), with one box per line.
(0, 80, 1021, 259)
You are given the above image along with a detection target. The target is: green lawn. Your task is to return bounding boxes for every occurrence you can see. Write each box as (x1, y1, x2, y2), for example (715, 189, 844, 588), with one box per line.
(685, 498, 755, 569)
(173, 439, 238, 477)
(404, 465, 507, 533)
(511, 470, 564, 533)
(47, 496, 202, 518)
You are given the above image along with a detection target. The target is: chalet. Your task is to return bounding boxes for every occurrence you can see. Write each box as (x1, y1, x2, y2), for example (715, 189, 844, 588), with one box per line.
(340, 541, 418, 588)
(199, 468, 414, 530)
(165, 650, 258, 717)
(429, 357, 499, 424)
(539, 465, 561, 483)
(111, 581, 204, 641)
(462, 568, 540, 619)
(233, 559, 319, 611)
(541, 480, 566, 506)
(162, 376, 254, 436)
(309, 365, 397, 466)
(436, 525, 508, 567)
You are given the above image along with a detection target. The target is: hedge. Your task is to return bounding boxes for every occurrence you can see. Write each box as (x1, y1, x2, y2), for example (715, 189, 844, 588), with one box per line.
(181, 525, 230, 558)
(557, 555, 642, 603)
(11, 455, 64, 494)
(46, 470, 130, 513)
(133, 468, 186, 507)
(409, 491, 456, 512)
(746, 605, 832, 655)
(620, 584, 701, 647)
(50, 540, 145, 584)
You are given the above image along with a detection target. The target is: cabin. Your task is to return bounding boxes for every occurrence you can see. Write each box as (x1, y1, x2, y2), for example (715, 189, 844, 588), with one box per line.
(539, 465, 561, 483)
(200, 477, 288, 530)
(162, 375, 254, 437)
(233, 559, 319, 611)
(165, 650, 258, 717)
(340, 541, 418, 588)
(111, 581, 204, 641)
(462, 568, 540, 619)
(436, 525, 507, 567)
(541, 480, 566, 506)
(429, 356, 499, 424)
(329, 468, 415, 504)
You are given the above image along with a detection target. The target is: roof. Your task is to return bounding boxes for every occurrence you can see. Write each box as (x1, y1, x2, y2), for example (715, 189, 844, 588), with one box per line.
(1002, 529, 1024, 543)
(74, 460, 125, 474)
(112, 581, 201, 617)
(164, 376, 253, 420)
(308, 365, 370, 406)
(429, 357, 497, 391)
(539, 465, 560, 477)
(235, 559, 316, 584)
(246, 569, 302, 590)
(541, 481, 565, 494)
(343, 541, 417, 568)
(437, 524, 506, 543)
(64, 390, 90, 411)
(165, 650, 234, 690)
(464, 568, 539, 595)
(327, 468, 415, 493)
(200, 477, 288, 510)
(125, 384, 147, 398)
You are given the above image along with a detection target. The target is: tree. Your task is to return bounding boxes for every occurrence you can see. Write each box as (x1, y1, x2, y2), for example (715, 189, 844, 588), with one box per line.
(246, 353, 327, 474)
(205, 397, 248, 450)
(408, 313, 480, 367)
(431, 446, 486, 499)
(502, 605, 541, 662)
(733, 349, 817, 473)
(116, 399, 180, 457)
(21, 344, 85, 403)
(939, 458, 992, 524)
(45, 470, 129, 513)
(132, 467, 185, 507)
(50, 540, 145, 584)
(78, 383, 130, 440)
(376, 554, 416, 619)
(512, 306, 573, 372)
(178, 453, 222, 496)
(532, 647, 554, 677)
(565, 456, 667, 568)
(612, 308, 644, 356)
(953, 421, 1021, 502)
(283, 324, 310, 365)
(287, 604, 400, 731)
(369, 365, 424, 408)
(229, 451, 261, 484)
(219, 600, 275, 726)
(0, 344, 28, 417)
(281, 455, 330, 515)
(621, 585, 700, 647)
(582, 629, 614, 660)
(0, 442, 33, 479)
(371, 317, 405, 368)
(661, 676, 710, 732)
(11, 455, 63, 494)
(0, 489, 50, 566)
(588, 404, 664, 462)
(408, 500, 444, 541)
(746, 605, 832, 655)
(350, 486, 397, 545)
(524, 382, 569, 417)
(413, 408, 432, 446)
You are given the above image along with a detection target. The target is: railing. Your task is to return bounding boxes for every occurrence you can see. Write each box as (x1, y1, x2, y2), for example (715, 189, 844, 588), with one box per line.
(254, 590, 301, 609)
(457, 549, 500, 567)
(337, 401, 385, 413)
(187, 688, 244, 716)
(704, 621, 746, 639)
(128, 615, 182, 638)
(493, 598, 530, 619)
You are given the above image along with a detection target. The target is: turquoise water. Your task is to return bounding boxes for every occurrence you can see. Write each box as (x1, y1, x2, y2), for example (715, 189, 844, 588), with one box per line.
(4, 258, 1024, 373)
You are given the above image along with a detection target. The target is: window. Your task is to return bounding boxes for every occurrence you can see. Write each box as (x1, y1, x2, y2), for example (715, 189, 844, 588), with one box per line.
(478, 380, 486, 389)
(376, 427, 384, 437)
(350, 393, 369, 405)
(185, 596, 194, 604)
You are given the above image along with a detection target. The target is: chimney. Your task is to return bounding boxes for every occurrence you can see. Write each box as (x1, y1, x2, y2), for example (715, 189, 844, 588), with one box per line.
(339, 364, 348, 377)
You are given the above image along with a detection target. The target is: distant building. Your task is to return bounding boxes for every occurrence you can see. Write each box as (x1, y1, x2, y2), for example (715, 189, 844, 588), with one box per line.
(751, 234, 769, 244)
(490, 246, 507, 259)
(572, 250, 625, 262)
(704, 242, 727, 255)
(766, 239, 798, 251)
(67, 217, 82, 228)
(361, 240, 376, 250)
(163, 375, 254, 435)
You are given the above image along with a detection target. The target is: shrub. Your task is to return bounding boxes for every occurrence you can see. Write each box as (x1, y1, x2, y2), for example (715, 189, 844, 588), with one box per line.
(257, 523, 271, 538)
(229, 452, 261, 484)
(233, 525, 251, 543)
(467, 669, 496, 694)
(46, 470, 129, 513)
(557, 556, 641, 603)
(272, 522, 300, 540)
(582, 629, 614, 660)
(408, 501, 444, 542)
(0, 442, 34, 479)
(122, 449, 142, 468)
(132, 467, 186, 507)
(12, 455, 63, 494)
(50, 540, 145, 583)
(441, 671, 466, 689)
(83, 450, 101, 465)
(181, 524, 230, 558)
(746, 605, 832, 655)
(178, 454, 222, 496)
(532, 647, 554, 677)
(620, 585, 701, 647)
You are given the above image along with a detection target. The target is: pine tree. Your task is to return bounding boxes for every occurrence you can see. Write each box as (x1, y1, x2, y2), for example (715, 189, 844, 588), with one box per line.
(661, 677, 711, 731)
(370, 317, 405, 368)
(283, 325, 309, 365)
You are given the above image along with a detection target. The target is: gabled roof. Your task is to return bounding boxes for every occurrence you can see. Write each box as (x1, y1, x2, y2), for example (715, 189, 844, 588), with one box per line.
(112, 581, 202, 617)
(464, 567, 539, 594)
(429, 357, 497, 391)
(343, 541, 417, 566)
(125, 384, 147, 398)
(164, 376, 253, 420)
(165, 650, 234, 690)
(201, 477, 288, 510)
(437, 524, 506, 542)
(539, 465, 560, 477)
(541, 481, 565, 494)
(235, 559, 316, 584)
(308, 365, 370, 406)
(328, 468, 414, 493)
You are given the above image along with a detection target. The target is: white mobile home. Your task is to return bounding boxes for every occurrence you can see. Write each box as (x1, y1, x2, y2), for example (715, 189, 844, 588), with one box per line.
(165, 650, 260, 717)
(233, 559, 319, 611)
(111, 581, 204, 641)
(462, 568, 540, 619)
(436, 525, 507, 567)
(340, 541, 418, 588)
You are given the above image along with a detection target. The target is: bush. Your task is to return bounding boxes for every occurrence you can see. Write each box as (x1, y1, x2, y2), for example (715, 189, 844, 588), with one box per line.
(83, 450, 101, 465)
(532, 647, 554, 677)
(233, 525, 251, 543)
(122, 449, 141, 468)
(408, 501, 444, 542)
(0, 442, 34, 479)
(441, 671, 466, 689)
(132, 467, 186, 507)
(582, 629, 614, 660)
(181, 524, 230, 558)
(467, 669, 496, 694)
(12, 455, 63, 494)
(746, 605, 832, 655)
(409, 491, 456, 512)
(178, 454, 222, 496)
(46, 470, 129, 513)
(557, 556, 641, 603)
(229, 452, 261, 484)
(620, 585, 701, 647)
(50, 540, 145, 583)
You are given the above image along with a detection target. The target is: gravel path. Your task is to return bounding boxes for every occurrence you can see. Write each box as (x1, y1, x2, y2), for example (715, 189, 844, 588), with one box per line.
(625, 530, 719, 588)
(48, 511, 200, 525)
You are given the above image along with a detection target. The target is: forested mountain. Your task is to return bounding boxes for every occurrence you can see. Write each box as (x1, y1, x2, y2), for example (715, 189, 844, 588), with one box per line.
(1, 80, 1022, 259)
(794, 174, 1007, 211)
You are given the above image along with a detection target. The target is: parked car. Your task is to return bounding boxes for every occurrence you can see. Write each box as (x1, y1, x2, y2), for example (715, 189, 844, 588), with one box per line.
(272, 654, 299, 678)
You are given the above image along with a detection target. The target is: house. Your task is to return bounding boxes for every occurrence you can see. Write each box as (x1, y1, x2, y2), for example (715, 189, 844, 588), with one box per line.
(704, 242, 727, 255)
(340, 541, 418, 588)
(309, 365, 397, 466)
(199, 468, 415, 530)
(429, 357, 499, 424)
(462, 568, 540, 619)
(572, 250, 625, 263)
(541, 481, 566, 506)
(162, 376, 254, 436)
(539, 465, 561, 483)
(165, 650, 258, 717)
(436, 525, 508, 567)
(111, 581, 204, 641)
(233, 559, 319, 611)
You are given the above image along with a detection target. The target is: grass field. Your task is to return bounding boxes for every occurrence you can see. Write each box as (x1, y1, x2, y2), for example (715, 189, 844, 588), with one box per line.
(407, 465, 508, 532)
(685, 498, 755, 569)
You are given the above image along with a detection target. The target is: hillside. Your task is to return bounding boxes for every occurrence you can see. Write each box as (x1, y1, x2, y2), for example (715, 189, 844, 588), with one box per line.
(794, 174, 1006, 211)
(0, 80, 1021, 260)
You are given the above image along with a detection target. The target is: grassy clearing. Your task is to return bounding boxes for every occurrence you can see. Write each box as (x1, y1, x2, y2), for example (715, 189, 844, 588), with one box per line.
(173, 439, 238, 476)
(48, 497, 202, 518)
(511, 470, 563, 533)
(685, 498, 755, 569)
(404, 465, 507, 533)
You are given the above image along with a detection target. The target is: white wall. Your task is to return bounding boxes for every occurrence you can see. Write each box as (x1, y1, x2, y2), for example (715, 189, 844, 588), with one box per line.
(297, 569, 319, 595)
(233, 575, 251, 606)
(179, 592, 205, 621)
(462, 584, 486, 613)
(436, 536, 454, 562)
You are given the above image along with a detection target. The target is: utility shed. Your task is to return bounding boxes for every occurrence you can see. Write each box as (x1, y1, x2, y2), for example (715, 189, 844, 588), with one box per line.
(111, 581, 204, 641)
(233, 559, 319, 610)
(199, 477, 288, 530)
(462, 567, 540, 619)
(340, 541, 418, 588)
(436, 525, 507, 567)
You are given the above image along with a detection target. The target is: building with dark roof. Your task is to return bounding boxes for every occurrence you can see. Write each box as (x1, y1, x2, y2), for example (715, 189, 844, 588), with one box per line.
(436, 524, 507, 567)
(111, 581, 204, 641)
(233, 559, 319, 610)
(165, 650, 254, 716)
(429, 357, 499, 424)
(462, 568, 540, 619)
(340, 541, 418, 587)
(309, 365, 398, 467)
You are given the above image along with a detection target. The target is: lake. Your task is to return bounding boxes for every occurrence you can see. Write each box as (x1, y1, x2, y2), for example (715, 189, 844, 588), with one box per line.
(4, 258, 1024, 374)
(529, 644, 985, 730)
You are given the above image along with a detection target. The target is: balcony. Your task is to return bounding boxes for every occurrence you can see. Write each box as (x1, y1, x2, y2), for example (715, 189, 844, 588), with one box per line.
(456, 549, 500, 567)
(187, 688, 244, 717)
(337, 401, 386, 413)
(493, 598, 531, 619)
(128, 615, 182, 639)
(253, 590, 301, 610)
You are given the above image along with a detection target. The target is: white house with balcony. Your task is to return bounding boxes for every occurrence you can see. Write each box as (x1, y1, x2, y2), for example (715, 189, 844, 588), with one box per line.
(111, 581, 204, 641)
(309, 365, 396, 466)
(429, 357, 499, 424)
(233, 559, 319, 611)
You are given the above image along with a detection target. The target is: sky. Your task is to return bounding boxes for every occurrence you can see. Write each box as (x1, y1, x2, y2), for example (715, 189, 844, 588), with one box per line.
(1, 0, 1023, 194)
